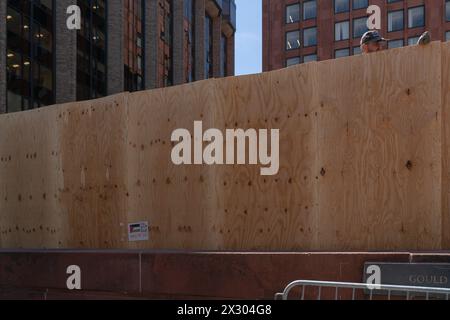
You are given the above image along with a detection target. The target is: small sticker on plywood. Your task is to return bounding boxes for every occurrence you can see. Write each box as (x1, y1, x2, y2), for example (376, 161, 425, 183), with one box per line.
(128, 221, 149, 242)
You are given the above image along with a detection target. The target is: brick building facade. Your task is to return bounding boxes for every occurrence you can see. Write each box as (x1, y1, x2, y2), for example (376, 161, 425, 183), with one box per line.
(263, 0, 450, 71)
(0, 0, 236, 113)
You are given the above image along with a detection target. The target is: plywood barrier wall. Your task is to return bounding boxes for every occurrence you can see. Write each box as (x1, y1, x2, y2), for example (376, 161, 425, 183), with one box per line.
(0, 42, 449, 250)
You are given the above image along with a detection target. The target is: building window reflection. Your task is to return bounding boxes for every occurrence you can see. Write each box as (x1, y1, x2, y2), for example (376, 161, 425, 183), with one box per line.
(6, 0, 55, 113)
(76, 0, 107, 101)
(124, 0, 144, 92)
(220, 34, 228, 77)
(205, 14, 213, 79)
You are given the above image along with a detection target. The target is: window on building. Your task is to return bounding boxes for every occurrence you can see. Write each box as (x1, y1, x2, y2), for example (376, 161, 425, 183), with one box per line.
(184, 0, 193, 21)
(162, 1, 174, 86)
(353, 17, 368, 38)
(220, 34, 228, 77)
(388, 39, 404, 49)
(286, 30, 301, 50)
(335, 0, 349, 14)
(335, 21, 349, 41)
(6, 0, 55, 112)
(353, 46, 362, 55)
(137, 56, 142, 71)
(303, 54, 317, 63)
(286, 57, 301, 67)
(303, 27, 317, 47)
(205, 14, 213, 79)
(77, 0, 107, 100)
(303, 1, 317, 20)
(286, 4, 300, 24)
(446, 0, 450, 21)
(408, 6, 425, 29)
(124, 0, 144, 92)
(186, 0, 195, 82)
(408, 36, 420, 46)
(352, 0, 368, 10)
(335, 48, 350, 58)
(388, 10, 404, 32)
(7, 91, 22, 113)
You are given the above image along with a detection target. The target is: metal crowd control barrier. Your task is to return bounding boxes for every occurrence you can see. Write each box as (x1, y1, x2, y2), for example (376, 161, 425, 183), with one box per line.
(275, 280, 450, 300)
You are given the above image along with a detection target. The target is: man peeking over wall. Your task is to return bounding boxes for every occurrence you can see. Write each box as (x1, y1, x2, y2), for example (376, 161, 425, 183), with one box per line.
(360, 30, 432, 55)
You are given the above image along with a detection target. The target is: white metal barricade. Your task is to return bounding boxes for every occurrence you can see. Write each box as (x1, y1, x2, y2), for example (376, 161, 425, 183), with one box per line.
(275, 280, 450, 300)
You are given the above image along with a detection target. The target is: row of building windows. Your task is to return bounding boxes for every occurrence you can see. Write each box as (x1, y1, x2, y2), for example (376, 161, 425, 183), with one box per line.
(76, 0, 107, 101)
(335, 17, 368, 41)
(185, 0, 195, 83)
(335, 0, 369, 12)
(286, 27, 316, 49)
(286, 1, 317, 23)
(286, 53, 317, 66)
(288, 0, 450, 23)
(286, 0, 371, 24)
(387, 6, 425, 32)
(205, 14, 213, 79)
(8, 0, 201, 99)
(286, 4, 449, 51)
(5, 0, 233, 113)
(286, 0, 369, 23)
(6, 0, 54, 113)
(286, 31, 450, 67)
(159, 0, 173, 87)
(124, 0, 144, 93)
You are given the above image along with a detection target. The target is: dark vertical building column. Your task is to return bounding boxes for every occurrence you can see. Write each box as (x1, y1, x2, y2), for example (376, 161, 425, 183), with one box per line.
(55, 0, 77, 104)
(194, 0, 206, 80)
(226, 35, 235, 76)
(262, 0, 285, 71)
(221, 0, 236, 77)
(144, 0, 158, 89)
(425, 0, 444, 42)
(107, 0, 124, 95)
(172, 0, 186, 85)
(212, 15, 222, 78)
(316, 0, 333, 61)
(262, 0, 270, 72)
(0, 0, 7, 113)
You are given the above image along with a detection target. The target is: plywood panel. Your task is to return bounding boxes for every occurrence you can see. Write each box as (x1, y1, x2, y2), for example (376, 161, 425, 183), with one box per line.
(0, 107, 64, 248)
(59, 94, 128, 249)
(0, 94, 128, 249)
(213, 66, 320, 250)
(314, 43, 442, 250)
(125, 80, 222, 249)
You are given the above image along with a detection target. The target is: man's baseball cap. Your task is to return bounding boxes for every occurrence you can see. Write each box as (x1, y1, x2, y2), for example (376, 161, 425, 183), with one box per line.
(360, 30, 388, 46)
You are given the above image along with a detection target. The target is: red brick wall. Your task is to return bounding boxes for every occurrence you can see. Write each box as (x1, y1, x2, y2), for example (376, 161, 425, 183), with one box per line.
(263, 0, 450, 71)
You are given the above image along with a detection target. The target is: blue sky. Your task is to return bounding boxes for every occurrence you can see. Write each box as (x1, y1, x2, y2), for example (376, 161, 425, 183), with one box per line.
(235, 0, 262, 75)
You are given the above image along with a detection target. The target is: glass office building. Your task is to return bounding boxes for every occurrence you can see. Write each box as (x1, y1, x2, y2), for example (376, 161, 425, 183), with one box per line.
(1, 0, 236, 113)
(6, 0, 54, 112)
(124, 0, 144, 92)
(76, 0, 107, 100)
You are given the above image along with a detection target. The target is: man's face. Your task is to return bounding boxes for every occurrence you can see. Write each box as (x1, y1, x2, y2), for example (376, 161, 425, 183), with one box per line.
(362, 41, 384, 53)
